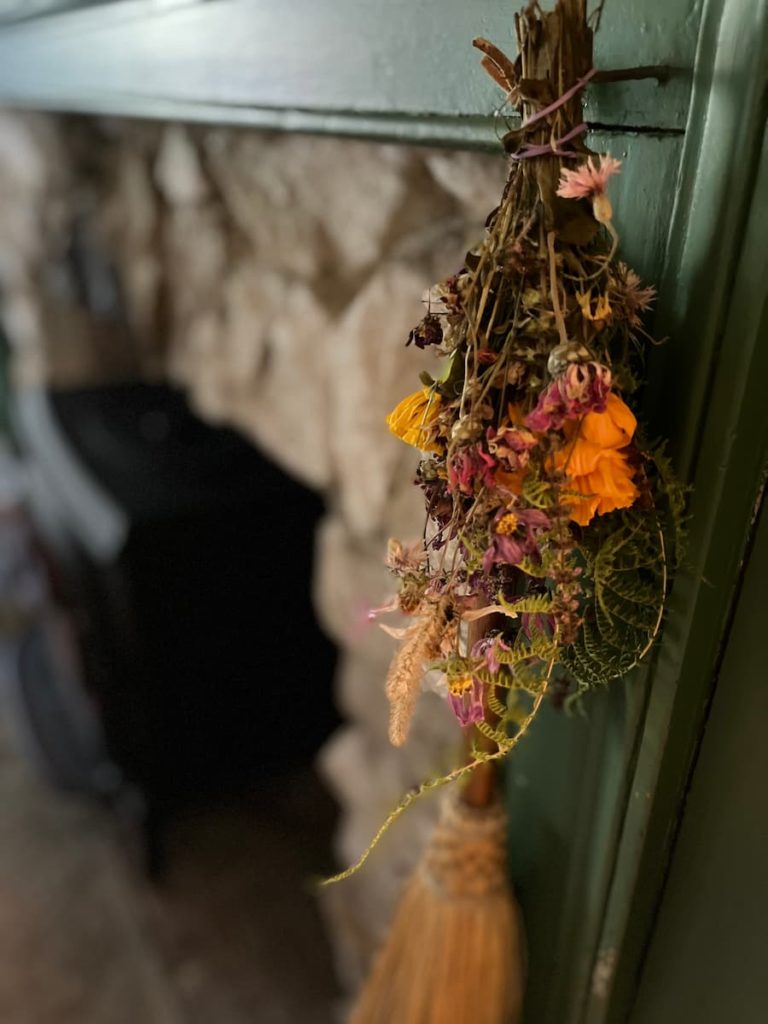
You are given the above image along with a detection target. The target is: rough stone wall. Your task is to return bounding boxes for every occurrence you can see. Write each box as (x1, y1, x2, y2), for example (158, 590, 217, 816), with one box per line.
(0, 111, 506, 990)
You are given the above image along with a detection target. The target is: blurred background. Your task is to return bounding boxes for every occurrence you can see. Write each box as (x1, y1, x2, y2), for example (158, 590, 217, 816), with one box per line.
(0, 102, 504, 1023)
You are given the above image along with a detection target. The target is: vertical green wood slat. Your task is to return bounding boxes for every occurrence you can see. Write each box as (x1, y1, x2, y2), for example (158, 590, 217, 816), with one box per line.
(584, 0, 768, 1020)
(629, 493, 768, 1022)
(506, 130, 686, 1024)
(510, 1, 768, 1020)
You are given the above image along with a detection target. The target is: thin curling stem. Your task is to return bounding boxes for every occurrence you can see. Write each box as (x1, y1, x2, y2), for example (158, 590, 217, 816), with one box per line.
(321, 687, 548, 886)
(548, 230, 569, 348)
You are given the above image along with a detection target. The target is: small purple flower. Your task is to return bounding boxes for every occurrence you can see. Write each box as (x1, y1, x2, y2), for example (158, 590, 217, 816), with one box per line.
(482, 507, 552, 573)
(483, 534, 526, 573)
(526, 362, 612, 432)
(472, 634, 512, 675)
(447, 674, 485, 726)
(448, 444, 497, 496)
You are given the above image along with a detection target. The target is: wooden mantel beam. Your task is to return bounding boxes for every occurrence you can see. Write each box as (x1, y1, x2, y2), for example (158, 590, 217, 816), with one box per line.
(0, 0, 697, 146)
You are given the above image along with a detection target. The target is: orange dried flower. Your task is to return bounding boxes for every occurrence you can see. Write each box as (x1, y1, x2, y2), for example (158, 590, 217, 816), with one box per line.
(558, 393, 639, 526)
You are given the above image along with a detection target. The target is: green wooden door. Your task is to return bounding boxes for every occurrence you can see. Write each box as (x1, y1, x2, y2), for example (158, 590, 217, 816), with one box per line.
(506, 2, 768, 1021)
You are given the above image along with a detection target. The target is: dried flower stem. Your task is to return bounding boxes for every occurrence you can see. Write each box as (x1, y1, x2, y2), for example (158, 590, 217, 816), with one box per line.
(548, 229, 569, 348)
(322, 683, 550, 887)
(344, 1, 681, 888)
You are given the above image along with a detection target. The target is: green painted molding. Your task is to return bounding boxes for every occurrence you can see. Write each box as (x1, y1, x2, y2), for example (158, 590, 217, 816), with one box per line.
(0, 0, 697, 145)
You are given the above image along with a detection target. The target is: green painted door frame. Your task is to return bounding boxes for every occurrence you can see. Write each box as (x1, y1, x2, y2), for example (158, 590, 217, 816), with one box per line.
(504, 2, 768, 1021)
(592, 0, 768, 1017)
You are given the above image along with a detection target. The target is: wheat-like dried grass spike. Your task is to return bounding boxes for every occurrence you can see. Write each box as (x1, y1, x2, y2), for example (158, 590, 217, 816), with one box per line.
(386, 598, 449, 747)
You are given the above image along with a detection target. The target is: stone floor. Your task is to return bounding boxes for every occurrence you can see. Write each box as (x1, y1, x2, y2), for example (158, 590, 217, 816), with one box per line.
(0, 725, 340, 1024)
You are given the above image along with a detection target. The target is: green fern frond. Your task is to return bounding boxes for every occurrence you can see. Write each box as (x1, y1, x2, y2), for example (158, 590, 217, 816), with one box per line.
(522, 474, 556, 509)
(475, 719, 511, 746)
(647, 440, 689, 566)
(497, 592, 554, 617)
(516, 556, 550, 578)
(511, 659, 552, 694)
(486, 690, 509, 718)
(566, 508, 666, 689)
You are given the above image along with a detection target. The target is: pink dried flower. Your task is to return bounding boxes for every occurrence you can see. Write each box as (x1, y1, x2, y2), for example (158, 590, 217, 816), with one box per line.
(557, 155, 622, 200)
(617, 263, 657, 327)
(482, 534, 526, 571)
(557, 155, 621, 224)
(447, 444, 496, 496)
(447, 674, 485, 727)
(526, 362, 612, 433)
(471, 634, 512, 675)
(366, 595, 400, 622)
(482, 507, 551, 574)
(486, 424, 537, 470)
(561, 361, 612, 408)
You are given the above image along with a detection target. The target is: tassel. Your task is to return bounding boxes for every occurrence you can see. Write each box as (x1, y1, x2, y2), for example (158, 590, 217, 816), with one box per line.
(349, 764, 525, 1024)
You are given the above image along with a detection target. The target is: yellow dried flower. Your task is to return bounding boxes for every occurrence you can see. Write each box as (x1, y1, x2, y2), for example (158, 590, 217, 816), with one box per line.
(577, 289, 612, 322)
(496, 512, 520, 535)
(386, 388, 442, 453)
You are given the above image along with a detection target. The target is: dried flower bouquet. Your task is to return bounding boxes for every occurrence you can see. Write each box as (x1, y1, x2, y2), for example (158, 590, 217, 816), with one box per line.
(327, 4, 685, 885)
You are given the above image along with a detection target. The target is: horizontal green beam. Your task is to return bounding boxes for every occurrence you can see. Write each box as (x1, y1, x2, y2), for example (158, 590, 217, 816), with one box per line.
(0, 0, 698, 143)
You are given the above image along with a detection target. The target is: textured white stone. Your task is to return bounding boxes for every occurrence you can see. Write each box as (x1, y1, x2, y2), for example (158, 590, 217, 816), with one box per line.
(166, 270, 335, 490)
(100, 142, 162, 358)
(317, 703, 459, 988)
(327, 262, 441, 538)
(0, 111, 57, 195)
(154, 124, 210, 207)
(426, 148, 508, 222)
(205, 133, 430, 281)
(0, 111, 507, 993)
(314, 514, 402, 660)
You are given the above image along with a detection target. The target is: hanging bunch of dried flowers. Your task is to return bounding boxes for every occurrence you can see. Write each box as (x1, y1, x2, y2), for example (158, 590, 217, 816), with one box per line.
(325, 2, 685, 886)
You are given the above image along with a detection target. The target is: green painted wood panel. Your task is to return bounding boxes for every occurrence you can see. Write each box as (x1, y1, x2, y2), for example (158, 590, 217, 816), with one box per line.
(504, 3, 768, 1022)
(629, 490, 768, 1023)
(584, 1, 768, 1019)
(504, 129, 685, 1024)
(0, 0, 699, 145)
(0, 1, 112, 25)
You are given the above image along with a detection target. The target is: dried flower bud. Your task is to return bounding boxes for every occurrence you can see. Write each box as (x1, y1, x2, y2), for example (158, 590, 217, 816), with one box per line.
(547, 341, 591, 377)
(407, 313, 444, 350)
(451, 417, 483, 442)
(592, 193, 614, 225)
